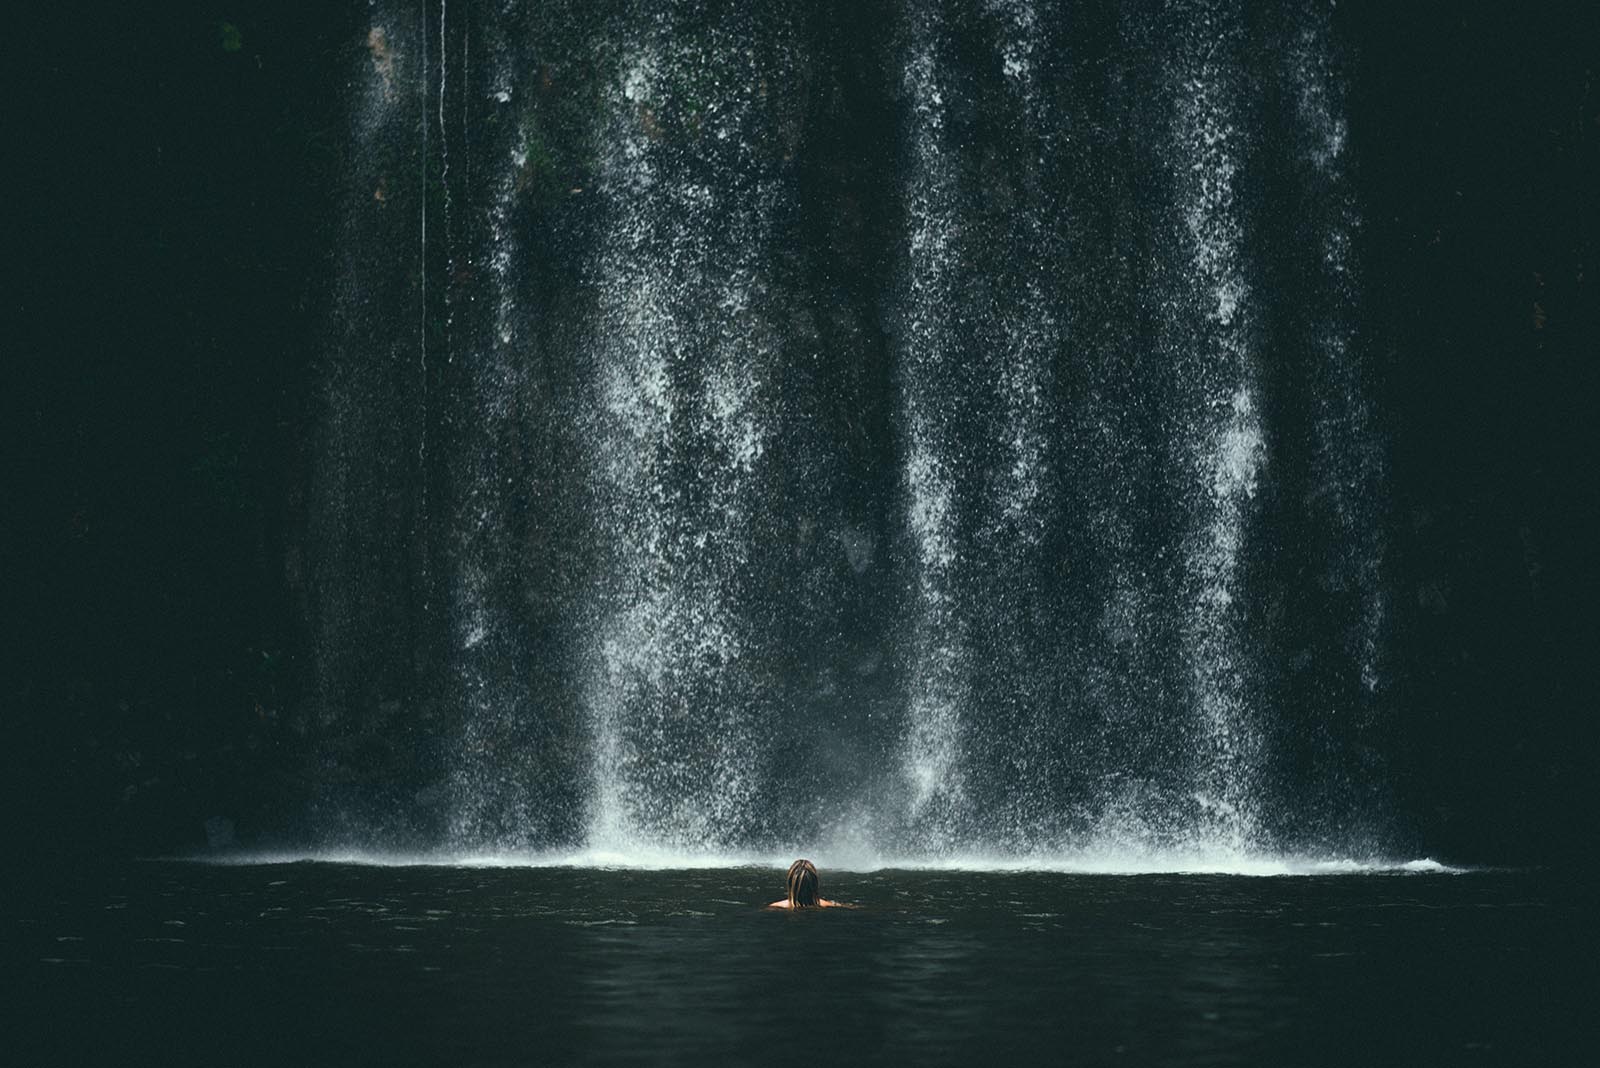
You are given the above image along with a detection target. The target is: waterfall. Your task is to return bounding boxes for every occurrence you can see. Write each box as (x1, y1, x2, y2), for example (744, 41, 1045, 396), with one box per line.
(1268, 4, 1391, 847)
(307, 0, 1393, 863)
(440, 8, 554, 849)
(576, 8, 804, 853)
(1152, 0, 1267, 853)
(895, 1, 974, 851)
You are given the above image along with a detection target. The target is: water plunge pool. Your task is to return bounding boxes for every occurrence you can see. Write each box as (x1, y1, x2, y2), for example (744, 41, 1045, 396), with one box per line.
(12, 861, 1578, 1065)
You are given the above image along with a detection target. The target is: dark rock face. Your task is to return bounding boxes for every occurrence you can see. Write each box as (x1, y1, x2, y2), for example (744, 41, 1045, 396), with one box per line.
(6, 0, 1593, 864)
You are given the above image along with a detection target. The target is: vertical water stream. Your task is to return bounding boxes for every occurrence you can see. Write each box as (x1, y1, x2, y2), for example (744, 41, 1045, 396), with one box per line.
(576, 7, 805, 853)
(308, 0, 1392, 862)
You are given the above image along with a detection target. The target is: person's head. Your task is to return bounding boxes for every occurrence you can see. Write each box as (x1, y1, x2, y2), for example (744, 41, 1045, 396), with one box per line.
(786, 858, 820, 908)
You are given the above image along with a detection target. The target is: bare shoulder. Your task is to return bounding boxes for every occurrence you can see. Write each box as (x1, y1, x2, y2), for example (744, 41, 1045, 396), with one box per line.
(766, 899, 792, 909)
(820, 899, 860, 909)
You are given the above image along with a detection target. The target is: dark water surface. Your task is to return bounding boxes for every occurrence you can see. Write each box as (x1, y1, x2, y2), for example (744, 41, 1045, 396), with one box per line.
(7, 863, 1582, 1066)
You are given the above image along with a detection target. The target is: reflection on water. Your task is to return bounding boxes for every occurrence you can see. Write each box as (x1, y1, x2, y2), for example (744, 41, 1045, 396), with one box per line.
(11, 863, 1580, 1066)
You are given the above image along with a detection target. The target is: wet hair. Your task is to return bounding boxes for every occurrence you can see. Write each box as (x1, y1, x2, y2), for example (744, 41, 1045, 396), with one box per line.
(786, 858, 821, 908)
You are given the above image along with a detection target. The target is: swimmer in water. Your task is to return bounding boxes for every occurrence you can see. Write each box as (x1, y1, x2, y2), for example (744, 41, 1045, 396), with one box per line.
(768, 858, 852, 909)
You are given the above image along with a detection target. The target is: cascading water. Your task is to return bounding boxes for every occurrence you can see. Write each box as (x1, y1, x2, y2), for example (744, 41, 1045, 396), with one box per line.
(1145, 0, 1268, 854)
(305, 0, 1396, 867)
(1262, 3, 1391, 847)
(894, 2, 976, 851)
(576, 12, 803, 853)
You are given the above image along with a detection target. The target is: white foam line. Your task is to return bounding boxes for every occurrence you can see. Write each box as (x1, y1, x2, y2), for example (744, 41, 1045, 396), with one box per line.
(185, 849, 1467, 876)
